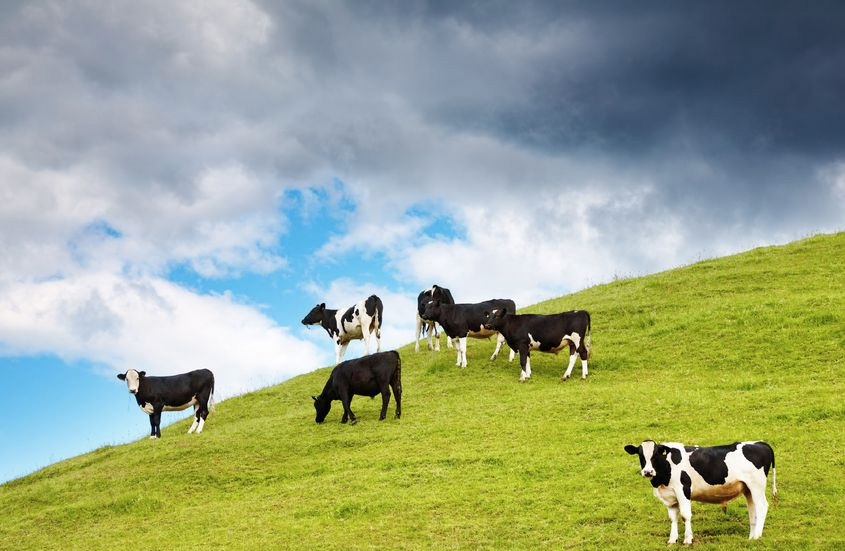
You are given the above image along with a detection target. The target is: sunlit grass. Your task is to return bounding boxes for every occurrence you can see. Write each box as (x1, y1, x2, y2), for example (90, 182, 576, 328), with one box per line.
(2, 233, 843, 550)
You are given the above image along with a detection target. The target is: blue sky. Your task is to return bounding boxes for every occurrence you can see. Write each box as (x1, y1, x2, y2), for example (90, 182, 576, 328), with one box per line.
(2, 1, 844, 483)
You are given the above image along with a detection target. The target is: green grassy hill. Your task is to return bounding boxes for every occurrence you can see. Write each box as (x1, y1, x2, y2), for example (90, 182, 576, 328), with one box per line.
(2, 233, 843, 551)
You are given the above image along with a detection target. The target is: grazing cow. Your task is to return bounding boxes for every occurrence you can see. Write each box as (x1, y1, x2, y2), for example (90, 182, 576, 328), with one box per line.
(117, 368, 215, 439)
(624, 440, 777, 544)
(483, 309, 591, 382)
(302, 295, 383, 364)
(415, 284, 455, 352)
(421, 299, 516, 368)
(311, 350, 402, 425)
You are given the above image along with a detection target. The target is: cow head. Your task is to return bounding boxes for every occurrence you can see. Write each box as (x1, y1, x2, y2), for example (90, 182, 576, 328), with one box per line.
(312, 394, 331, 423)
(483, 308, 506, 331)
(625, 440, 672, 481)
(302, 303, 326, 326)
(421, 300, 441, 321)
(117, 369, 146, 394)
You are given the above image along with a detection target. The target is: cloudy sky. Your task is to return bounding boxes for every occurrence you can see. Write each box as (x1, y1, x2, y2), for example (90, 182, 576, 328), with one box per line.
(1, 1, 843, 482)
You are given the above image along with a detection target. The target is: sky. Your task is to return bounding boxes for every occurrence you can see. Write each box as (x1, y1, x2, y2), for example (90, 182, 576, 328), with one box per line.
(1, 1, 844, 483)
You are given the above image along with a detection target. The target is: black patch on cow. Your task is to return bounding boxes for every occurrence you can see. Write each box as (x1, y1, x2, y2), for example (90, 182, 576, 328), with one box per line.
(341, 306, 355, 325)
(689, 443, 738, 485)
(650, 446, 672, 488)
(680, 470, 692, 500)
(669, 448, 682, 465)
(741, 442, 775, 476)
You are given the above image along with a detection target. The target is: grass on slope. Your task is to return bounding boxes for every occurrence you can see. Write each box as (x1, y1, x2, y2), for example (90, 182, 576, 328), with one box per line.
(2, 233, 844, 551)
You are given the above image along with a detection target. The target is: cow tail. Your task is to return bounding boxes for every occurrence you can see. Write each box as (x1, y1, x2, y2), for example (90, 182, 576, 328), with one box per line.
(209, 381, 216, 415)
(770, 444, 778, 508)
(375, 296, 384, 338)
(585, 312, 592, 360)
(394, 352, 402, 393)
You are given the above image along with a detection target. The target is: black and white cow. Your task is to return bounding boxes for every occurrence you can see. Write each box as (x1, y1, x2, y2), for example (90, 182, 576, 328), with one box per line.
(415, 284, 455, 352)
(311, 350, 402, 425)
(624, 440, 777, 544)
(421, 299, 516, 368)
(483, 309, 591, 382)
(302, 295, 383, 364)
(117, 368, 215, 439)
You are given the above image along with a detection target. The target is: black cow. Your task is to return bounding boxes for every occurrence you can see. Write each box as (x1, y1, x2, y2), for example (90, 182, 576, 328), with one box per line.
(483, 309, 591, 382)
(415, 284, 455, 352)
(421, 299, 516, 368)
(302, 295, 383, 364)
(117, 368, 215, 439)
(624, 440, 777, 544)
(311, 350, 402, 425)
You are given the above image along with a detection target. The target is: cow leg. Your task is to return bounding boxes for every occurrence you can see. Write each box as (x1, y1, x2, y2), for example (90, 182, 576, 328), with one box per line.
(459, 337, 468, 368)
(562, 344, 578, 380)
(454, 338, 462, 366)
(579, 339, 589, 379)
(747, 478, 769, 539)
(338, 388, 356, 425)
(743, 486, 757, 540)
(490, 333, 505, 360)
(415, 314, 423, 352)
(445, 326, 452, 349)
(508, 347, 515, 362)
(188, 404, 199, 434)
(150, 408, 162, 439)
(666, 505, 680, 544)
(679, 498, 693, 544)
(379, 387, 391, 420)
(432, 323, 441, 351)
(337, 341, 350, 363)
(518, 347, 531, 382)
(390, 370, 402, 419)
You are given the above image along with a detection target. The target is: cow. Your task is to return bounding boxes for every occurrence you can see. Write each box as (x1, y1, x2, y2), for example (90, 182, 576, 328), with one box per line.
(624, 440, 777, 544)
(311, 350, 402, 425)
(415, 284, 455, 352)
(483, 309, 591, 382)
(302, 295, 383, 364)
(421, 299, 516, 368)
(117, 368, 215, 439)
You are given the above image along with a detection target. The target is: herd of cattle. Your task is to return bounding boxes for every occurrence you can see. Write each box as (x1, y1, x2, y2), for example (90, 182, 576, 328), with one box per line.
(115, 283, 777, 544)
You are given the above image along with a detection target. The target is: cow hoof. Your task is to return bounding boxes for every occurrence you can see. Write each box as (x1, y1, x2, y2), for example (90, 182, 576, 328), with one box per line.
(395, 414, 401, 419)
(350, 419, 358, 426)
(379, 416, 386, 421)
(581, 375, 587, 380)
(562, 375, 570, 381)
(149, 436, 158, 440)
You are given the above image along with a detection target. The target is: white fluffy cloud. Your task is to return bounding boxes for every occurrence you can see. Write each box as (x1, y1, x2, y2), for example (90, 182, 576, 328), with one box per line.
(0, 273, 324, 397)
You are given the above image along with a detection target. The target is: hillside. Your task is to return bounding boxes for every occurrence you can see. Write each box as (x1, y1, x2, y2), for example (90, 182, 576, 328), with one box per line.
(2, 233, 843, 551)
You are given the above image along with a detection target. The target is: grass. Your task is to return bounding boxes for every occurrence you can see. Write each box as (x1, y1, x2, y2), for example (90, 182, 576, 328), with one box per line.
(2, 233, 844, 550)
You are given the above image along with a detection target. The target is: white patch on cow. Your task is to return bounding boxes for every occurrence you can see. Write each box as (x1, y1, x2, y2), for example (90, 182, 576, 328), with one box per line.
(140, 402, 154, 415)
(581, 359, 588, 379)
(124, 369, 141, 393)
(187, 418, 199, 434)
(196, 417, 206, 433)
(163, 397, 198, 412)
(641, 440, 656, 478)
(562, 332, 581, 351)
(562, 353, 577, 380)
(527, 333, 541, 350)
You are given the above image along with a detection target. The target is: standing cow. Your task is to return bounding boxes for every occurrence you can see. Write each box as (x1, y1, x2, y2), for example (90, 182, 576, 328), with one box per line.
(302, 295, 383, 364)
(483, 309, 591, 382)
(117, 368, 215, 439)
(624, 440, 777, 544)
(415, 284, 455, 352)
(311, 350, 402, 425)
(421, 299, 516, 368)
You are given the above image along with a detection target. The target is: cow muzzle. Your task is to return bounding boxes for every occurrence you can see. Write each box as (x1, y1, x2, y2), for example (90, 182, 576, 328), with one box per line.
(641, 469, 655, 478)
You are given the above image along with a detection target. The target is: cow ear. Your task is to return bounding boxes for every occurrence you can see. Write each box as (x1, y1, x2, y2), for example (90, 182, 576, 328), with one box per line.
(656, 445, 669, 456)
(624, 445, 639, 455)
(319, 303, 325, 310)
(138, 371, 146, 378)
(311, 396, 317, 401)
(117, 373, 126, 381)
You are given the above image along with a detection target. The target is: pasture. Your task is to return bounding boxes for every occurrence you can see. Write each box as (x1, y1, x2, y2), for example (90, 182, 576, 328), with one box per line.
(1, 233, 843, 550)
